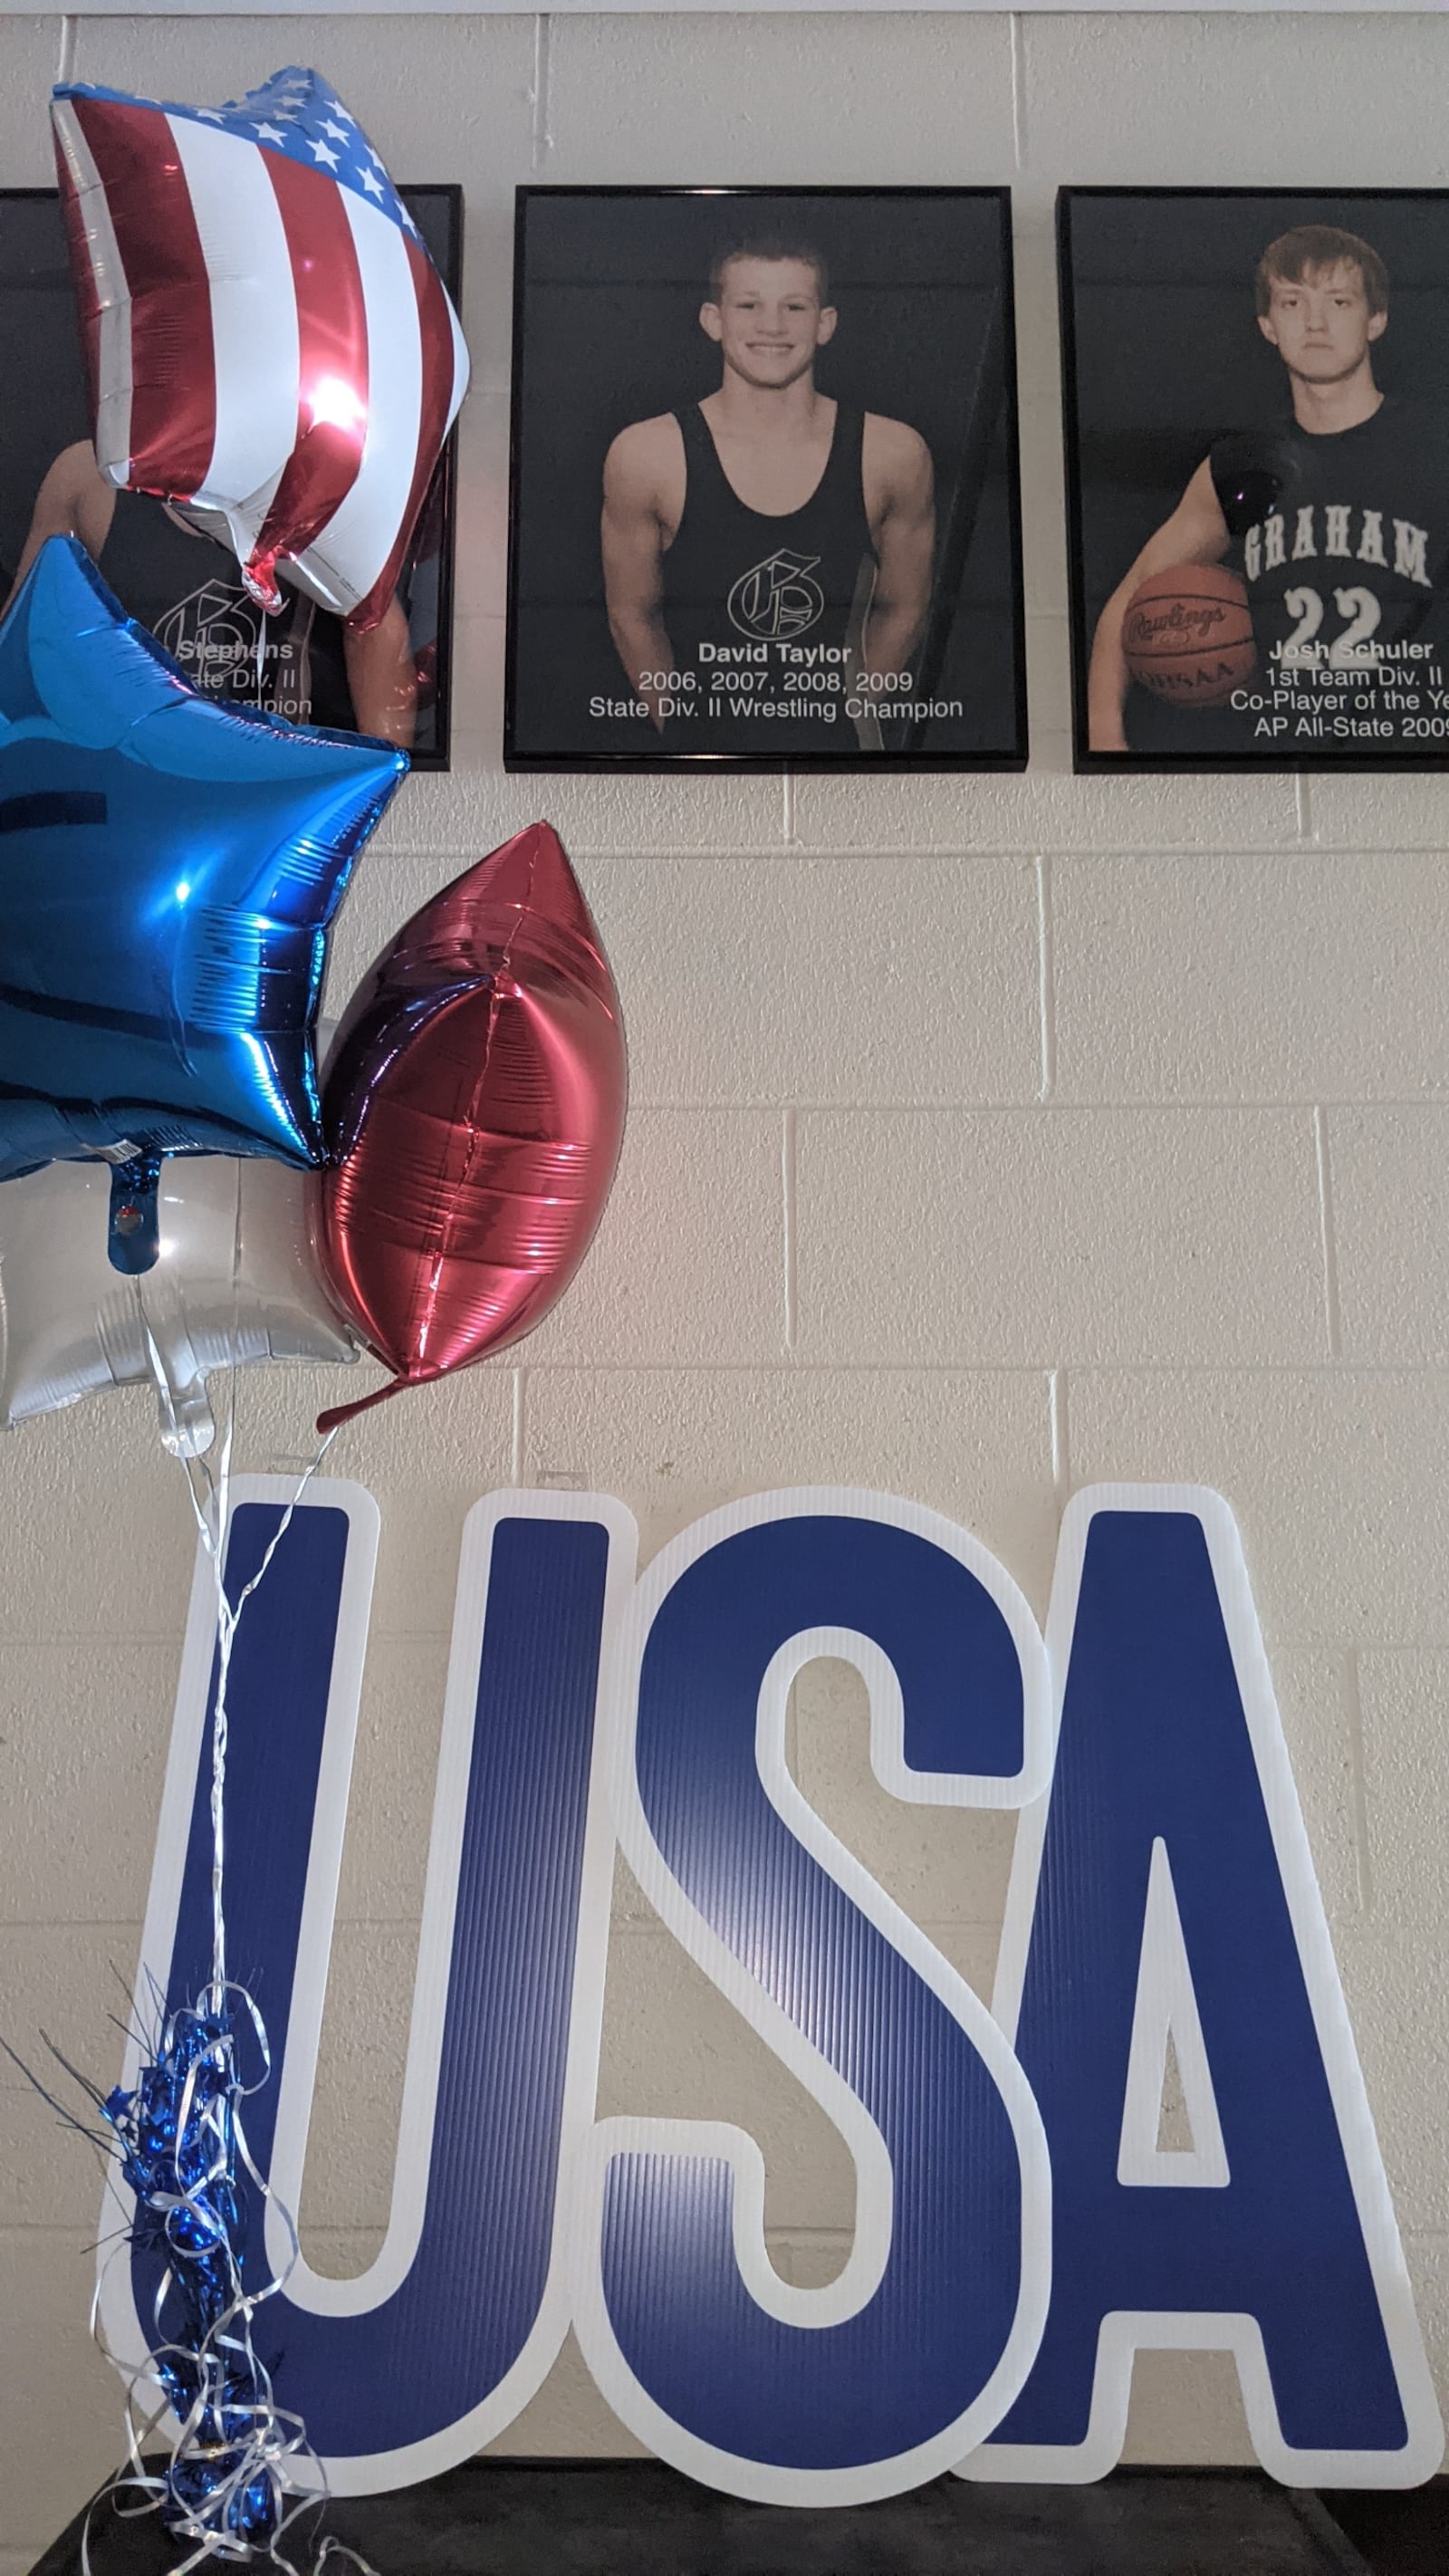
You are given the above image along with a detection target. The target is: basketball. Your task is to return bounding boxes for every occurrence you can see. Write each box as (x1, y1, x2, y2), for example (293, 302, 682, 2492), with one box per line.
(1121, 562, 1256, 706)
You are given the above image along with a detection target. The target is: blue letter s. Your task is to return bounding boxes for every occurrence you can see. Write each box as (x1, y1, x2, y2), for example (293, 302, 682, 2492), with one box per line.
(574, 1489, 1054, 2504)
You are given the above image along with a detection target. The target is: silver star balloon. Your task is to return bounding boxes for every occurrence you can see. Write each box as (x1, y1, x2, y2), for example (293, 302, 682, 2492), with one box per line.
(0, 1151, 354, 1456)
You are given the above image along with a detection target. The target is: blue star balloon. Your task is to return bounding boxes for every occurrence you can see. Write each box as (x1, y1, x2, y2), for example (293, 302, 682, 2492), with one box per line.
(0, 537, 405, 1197)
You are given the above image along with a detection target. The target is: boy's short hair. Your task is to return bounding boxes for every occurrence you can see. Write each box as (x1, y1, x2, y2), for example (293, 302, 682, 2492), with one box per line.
(707, 235, 830, 304)
(1255, 225, 1388, 317)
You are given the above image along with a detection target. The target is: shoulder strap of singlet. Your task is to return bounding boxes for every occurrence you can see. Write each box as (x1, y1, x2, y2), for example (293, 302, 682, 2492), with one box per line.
(821, 401, 866, 513)
(674, 403, 732, 498)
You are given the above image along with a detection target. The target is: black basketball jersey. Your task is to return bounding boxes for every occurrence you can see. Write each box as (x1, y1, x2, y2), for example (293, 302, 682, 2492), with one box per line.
(663, 401, 873, 747)
(99, 490, 354, 731)
(1211, 399, 1449, 676)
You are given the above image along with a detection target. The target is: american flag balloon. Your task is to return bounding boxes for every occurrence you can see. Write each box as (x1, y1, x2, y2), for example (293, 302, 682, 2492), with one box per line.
(51, 66, 469, 630)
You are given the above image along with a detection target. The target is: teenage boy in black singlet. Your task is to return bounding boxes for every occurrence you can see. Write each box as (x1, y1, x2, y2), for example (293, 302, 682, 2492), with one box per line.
(1088, 224, 1449, 754)
(5, 440, 416, 746)
(602, 236, 936, 750)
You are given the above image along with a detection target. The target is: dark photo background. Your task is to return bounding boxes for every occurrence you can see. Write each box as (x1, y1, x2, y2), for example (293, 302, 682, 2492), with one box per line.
(506, 187, 1027, 770)
(1060, 187, 1449, 767)
(0, 186, 462, 769)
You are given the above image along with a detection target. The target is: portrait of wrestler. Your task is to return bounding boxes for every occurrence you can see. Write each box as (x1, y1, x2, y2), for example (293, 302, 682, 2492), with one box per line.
(600, 236, 936, 741)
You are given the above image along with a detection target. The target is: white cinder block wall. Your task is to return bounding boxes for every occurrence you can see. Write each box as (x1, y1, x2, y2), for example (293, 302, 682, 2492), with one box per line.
(4, 7, 1449, 2552)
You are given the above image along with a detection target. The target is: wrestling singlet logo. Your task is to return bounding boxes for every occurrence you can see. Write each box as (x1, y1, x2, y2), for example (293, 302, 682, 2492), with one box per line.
(155, 580, 264, 688)
(727, 549, 826, 641)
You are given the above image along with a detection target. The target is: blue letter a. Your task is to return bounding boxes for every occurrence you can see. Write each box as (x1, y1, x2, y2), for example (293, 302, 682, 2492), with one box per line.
(965, 1487, 1440, 2486)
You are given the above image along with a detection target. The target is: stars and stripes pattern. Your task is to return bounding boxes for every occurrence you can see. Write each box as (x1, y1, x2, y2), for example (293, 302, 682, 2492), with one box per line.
(51, 66, 468, 630)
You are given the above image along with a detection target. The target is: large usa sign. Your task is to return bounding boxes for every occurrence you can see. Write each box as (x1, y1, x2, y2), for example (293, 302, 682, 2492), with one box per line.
(102, 1479, 1443, 2502)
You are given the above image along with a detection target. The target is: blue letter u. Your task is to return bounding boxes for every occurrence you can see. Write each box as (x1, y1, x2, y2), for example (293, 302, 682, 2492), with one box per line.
(108, 1480, 625, 2491)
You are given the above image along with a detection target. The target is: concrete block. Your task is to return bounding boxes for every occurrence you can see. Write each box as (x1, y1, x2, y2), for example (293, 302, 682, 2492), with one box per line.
(545, 15, 1017, 182)
(358, 1444, 522, 1644)
(520, 1366, 1059, 1616)
(1011, 226, 1064, 399)
(0, 1930, 145, 2229)
(791, 765, 1301, 855)
(1331, 1110, 1449, 1363)
(576, 851, 1041, 1108)
(450, 384, 513, 619)
(1306, 774, 1449, 851)
(1270, 1652, 1364, 1928)
(1066, 1371, 1449, 1651)
(523, 1111, 785, 1367)
(0, 1641, 176, 1924)
(1025, 614, 1073, 743)
(1016, 404, 1071, 618)
(0, 22, 66, 185)
(1055, 857, 1449, 1105)
(0, 2080, 110, 2232)
(1022, 14, 1449, 187)
(1333, 1929, 1449, 2234)
(1402, 2230, 1449, 2389)
(795, 1109, 1325, 1367)
(1358, 1653, 1449, 1930)
(0, 1401, 196, 1640)
(1120, 2352, 1255, 2468)
(0, 2227, 126, 2548)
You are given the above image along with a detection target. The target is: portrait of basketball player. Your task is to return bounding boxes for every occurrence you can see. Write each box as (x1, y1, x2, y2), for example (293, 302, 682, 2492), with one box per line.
(506, 187, 1029, 772)
(1062, 190, 1449, 770)
(0, 185, 461, 765)
(600, 235, 935, 752)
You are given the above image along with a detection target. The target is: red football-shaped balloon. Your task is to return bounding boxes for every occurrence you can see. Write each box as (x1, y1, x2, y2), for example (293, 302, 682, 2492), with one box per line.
(312, 822, 626, 1429)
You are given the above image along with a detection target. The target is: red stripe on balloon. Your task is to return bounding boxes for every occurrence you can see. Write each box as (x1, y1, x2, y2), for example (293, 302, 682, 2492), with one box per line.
(245, 150, 369, 609)
(52, 130, 101, 428)
(72, 99, 216, 491)
(350, 231, 456, 633)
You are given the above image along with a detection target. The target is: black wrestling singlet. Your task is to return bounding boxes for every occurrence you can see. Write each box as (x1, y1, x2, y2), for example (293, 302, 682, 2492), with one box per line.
(99, 490, 353, 731)
(663, 401, 874, 749)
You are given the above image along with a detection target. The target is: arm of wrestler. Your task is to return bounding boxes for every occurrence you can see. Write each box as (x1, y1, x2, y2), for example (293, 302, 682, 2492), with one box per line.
(859, 418, 935, 680)
(3, 440, 114, 609)
(601, 420, 677, 734)
(1087, 457, 1230, 753)
(343, 593, 417, 748)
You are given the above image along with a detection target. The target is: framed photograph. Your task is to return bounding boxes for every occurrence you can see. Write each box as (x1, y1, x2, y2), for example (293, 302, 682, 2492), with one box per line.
(504, 186, 1027, 772)
(1060, 187, 1449, 772)
(0, 184, 463, 771)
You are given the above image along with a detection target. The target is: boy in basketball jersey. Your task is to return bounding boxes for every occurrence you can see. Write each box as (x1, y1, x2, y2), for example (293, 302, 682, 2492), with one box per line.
(5, 439, 417, 745)
(1088, 225, 1448, 754)
(601, 236, 936, 749)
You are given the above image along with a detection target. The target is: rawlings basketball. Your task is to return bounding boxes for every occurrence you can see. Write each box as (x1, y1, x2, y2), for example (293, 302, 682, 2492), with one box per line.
(1122, 562, 1256, 706)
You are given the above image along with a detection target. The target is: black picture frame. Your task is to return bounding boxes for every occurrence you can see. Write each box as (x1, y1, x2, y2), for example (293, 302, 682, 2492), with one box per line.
(1060, 186, 1449, 774)
(504, 185, 1028, 774)
(0, 182, 463, 772)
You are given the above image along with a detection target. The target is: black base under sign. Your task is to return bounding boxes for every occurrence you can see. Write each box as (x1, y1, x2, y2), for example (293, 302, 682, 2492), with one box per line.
(32, 2462, 1445, 2574)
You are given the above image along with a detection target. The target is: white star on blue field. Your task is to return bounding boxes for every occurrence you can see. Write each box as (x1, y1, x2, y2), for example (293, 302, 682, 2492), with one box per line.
(65, 64, 421, 235)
